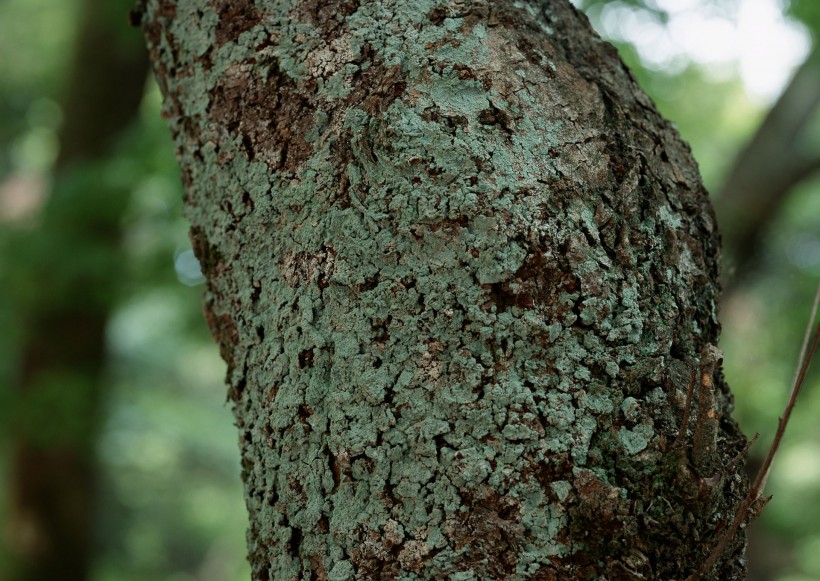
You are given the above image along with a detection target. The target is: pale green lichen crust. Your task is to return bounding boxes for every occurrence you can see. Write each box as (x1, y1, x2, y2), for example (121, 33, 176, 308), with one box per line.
(142, 0, 748, 579)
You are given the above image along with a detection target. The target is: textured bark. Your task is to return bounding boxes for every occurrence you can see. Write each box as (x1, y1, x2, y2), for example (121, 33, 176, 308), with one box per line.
(142, 0, 749, 578)
(5, 0, 147, 578)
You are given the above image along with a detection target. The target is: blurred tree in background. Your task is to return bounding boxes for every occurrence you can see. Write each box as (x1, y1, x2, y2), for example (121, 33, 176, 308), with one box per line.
(0, 0, 818, 579)
(0, 0, 248, 579)
(3, 0, 147, 576)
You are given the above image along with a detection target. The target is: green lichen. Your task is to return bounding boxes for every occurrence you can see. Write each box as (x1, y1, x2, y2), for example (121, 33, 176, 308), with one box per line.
(621, 396, 640, 421)
(144, 0, 745, 578)
(618, 424, 655, 455)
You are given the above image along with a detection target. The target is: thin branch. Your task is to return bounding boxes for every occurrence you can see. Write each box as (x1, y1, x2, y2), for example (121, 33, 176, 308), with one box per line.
(686, 281, 820, 581)
(759, 281, 820, 490)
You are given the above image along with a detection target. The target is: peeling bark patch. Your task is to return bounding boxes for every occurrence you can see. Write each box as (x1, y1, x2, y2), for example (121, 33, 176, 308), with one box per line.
(422, 105, 468, 136)
(141, 3, 179, 115)
(428, 6, 447, 26)
(327, 448, 341, 494)
(213, 0, 260, 47)
(351, 64, 406, 117)
(485, 250, 579, 318)
(288, 526, 303, 558)
(280, 249, 335, 288)
(204, 306, 238, 371)
(293, 0, 361, 43)
(478, 102, 513, 135)
(309, 554, 328, 580)
(298, 349, 314, 369)
(209, 58, 315, 172)
(449, 490, 523, 577)
(189, 225, 224, 280)
(517, 36, 549, 69)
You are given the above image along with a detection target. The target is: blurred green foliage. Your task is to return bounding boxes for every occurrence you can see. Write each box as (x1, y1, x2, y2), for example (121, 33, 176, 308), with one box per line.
(89, 84, 250, 580)
(0, 1, 248, 579)
(1, 0, 818, 580)
(0, 0, 76, 176)
(789, 0, 820, 40)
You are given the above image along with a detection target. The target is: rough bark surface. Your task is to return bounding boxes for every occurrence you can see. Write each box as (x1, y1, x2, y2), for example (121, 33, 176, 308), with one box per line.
(142, 1, 749, 579)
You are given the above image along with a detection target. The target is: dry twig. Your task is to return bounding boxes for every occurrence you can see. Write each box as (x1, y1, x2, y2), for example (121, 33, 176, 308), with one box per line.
(686, 281, 820, 580)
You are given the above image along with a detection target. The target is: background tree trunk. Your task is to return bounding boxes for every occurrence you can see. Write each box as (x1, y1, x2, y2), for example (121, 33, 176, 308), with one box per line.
(5, 0, 147, 578)
(141, 0, 749, 578)
(715, 47, 820, 290)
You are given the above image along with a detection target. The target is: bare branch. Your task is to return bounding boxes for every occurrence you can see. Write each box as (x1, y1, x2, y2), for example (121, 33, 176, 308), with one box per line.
(687, 281, 820, 580)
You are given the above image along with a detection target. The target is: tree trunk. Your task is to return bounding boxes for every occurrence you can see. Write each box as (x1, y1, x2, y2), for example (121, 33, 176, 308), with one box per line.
(141, 0, 749, 578)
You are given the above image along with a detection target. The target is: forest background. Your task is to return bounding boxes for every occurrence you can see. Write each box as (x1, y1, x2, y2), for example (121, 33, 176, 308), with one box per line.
(1, 0, 819, 579)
